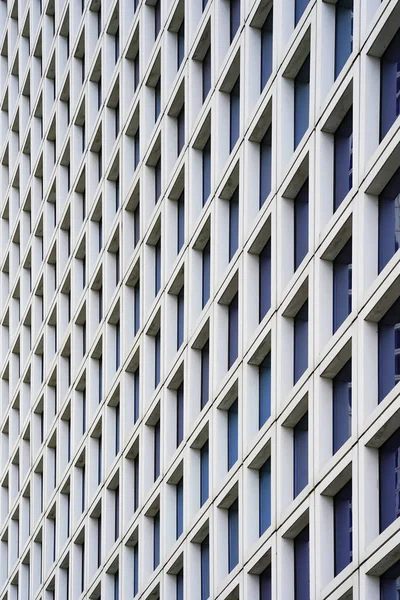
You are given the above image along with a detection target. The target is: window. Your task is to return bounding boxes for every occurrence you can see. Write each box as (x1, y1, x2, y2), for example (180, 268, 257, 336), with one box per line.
(134, 368, 140, 423)
(176, 478, 183, 539)
(201, 535, 210, 600)
(115, 321, 120, 370)
(294, 300, 308, 384)
(177, 192, 184, 254)
(97, 516, 101, 567)
(134, 129, 140, 169)
(155, 330, 161, 388)
(335, 0, 353, 79)
(115, 403, 120, 455)
(177, 106, 185, 155)
(230, 0, 240, 42)
(230, 78, 240, 152)
(155, 157, 161, 203)
(177, 21, 184, 69)
(227, 398, 238, 470)
(294, 180, 309, 271)
(293, 412, 308, 498)
(200, 440, 209, 506)
(202, 47, 211, 102)
(153, 510, 160, 569)
(228, 498, 239, 572)
(134, 280, 140, 335)
(154, 0, 161, 40)
(134, 203, 140, 247)
(228, 293, 239, 369)
(334, 480, 352, 575)
(134, 453, 139, 511)
(260, 564, 272, 600)
(201, 341, 210, 409)
(259, 458, 271, 535)
(177, 569, 184, 600)
(334, 108, 353, 211)
(177, 287, 184, 350)
(379, 428, 400, 532)
(380, 559, 400, 599)
(202, 137, 211, 205)
(202, 240, 211, 307)
(294, 525, 309, 600)
(333, 360, 352, 454)
(380, 28, 400, 141)
(114, 28, 119, 64)
(114, 571, 119, 600)
(155, 238, 161, 296)
(378, 167, 400, 272)
(294, 56, 310, 149)
(134, 53, 140, 91)
(176, 383, 184, 447)
(229, 187, 239, 261)
(98, 435, 102, 484)
(261, 10, 273, 91)
(378, 296, 400, 403)
(333, 239, 352, 332)
(155, 77, 161, 122)
(154, 419, 160, 481)
(114, 486, 119, 541)
(133, 542, 139, 596)
(259, 239, 271, 321)
(260, 126, 272, 208)
(259, 354, 271, 428)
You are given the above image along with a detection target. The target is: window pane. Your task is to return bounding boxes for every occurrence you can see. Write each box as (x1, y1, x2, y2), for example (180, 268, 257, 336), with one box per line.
(294, 413, 308, 497)
(261, 11, 273, 91)
(228, 293, 239, 368)
(294, 180, 309, 270)
(334, 108, 353, 211)
(335, 0, 353, 79)
(333, 360, 352, 454)
(228, 399, 238, 470)
(259, 458, 271, 535)
(294, 56, 310, 149)
(228, 498, 239, 572)
(294, 301, 308, 384)
(259, 354, 271, 428)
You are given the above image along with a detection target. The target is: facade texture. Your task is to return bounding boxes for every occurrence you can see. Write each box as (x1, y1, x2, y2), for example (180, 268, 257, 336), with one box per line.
(1, 0, 400, 598)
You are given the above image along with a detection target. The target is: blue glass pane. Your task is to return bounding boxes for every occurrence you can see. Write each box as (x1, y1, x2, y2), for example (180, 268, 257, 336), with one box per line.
(155, 330, 160, 388)
(294, 180, 309, 270)
(177, 106, 185, 155)
(334, 108, 353, 211)
(378, 168, 400, 272)
(155, 239, 161, 296)
(295, 0, 309, 25)
(260, 127, 272, 208)
(133, 543, 139, 596)
(177, 287, 184, 350)
(201, 536, 210, 600)
(228, 499, 239, 572)
(201, 341, 210, 409)
(294, 525, 310, 600)
(177, 21, 184, 69)
(230, 78, 240, 152)
(177, 192, 185, 254)
(261, 11, 273, 91)
(202, 47, 211, 102)
(229, 187, 239, 261)
(228, 399, 238, 470)
(335, 0, 353, 79)
(202, 138, 211, 205)
(153, 511, 160, 569)
(294, 56, 310, 148)
(155, 77, 161, 121)
(200, 440, 209, 506)
(334, 480, 352, 575)
(230, 0, 240, 42)
(333, 360, 352, 453)
(259, 354, 271, 428)
(154, 420, 160, 480)
(379, 297, 400, 403)
(228, 293, 239, 368)
(294, 301, 308, 384)
(176, 383, 184, 447)
(380, 427, 400, 532)
(176, 479, 183, 539)
(294, 413, 308, 497)
(202, 240, 211, 307)
(260, 564, 272, 600)
(333, 239, 352, 332)
(380, 29, 400, 141)
(259, 458, 271, 535)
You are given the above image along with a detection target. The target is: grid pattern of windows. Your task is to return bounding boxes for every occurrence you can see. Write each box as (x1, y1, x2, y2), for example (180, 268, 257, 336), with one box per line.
(0, 0, 400, 599)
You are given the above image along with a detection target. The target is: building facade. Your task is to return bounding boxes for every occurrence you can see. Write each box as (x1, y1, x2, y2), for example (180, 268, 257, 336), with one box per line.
(0, 0, 400, 598)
